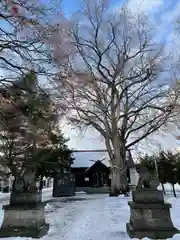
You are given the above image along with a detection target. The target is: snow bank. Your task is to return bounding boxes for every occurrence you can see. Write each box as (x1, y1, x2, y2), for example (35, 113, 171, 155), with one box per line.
(0, 192, 10, 201)
(0, 191, 179, 239)
(43, 194, 180, 240)
(158, 183, 180, 192)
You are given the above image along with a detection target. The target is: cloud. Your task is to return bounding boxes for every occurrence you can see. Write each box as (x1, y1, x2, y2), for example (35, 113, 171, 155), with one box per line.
(125, 0, 180, 43)
(62, 0, 180, 155)
(155, 2, 180, 40)
(123, 0, 180, 153)
(127, 0, 164, 14)
(112, 0, 164, 15)
(160, 1, 180, 24)
(112, 0, 178, 43)
(61, 121, 105, 150)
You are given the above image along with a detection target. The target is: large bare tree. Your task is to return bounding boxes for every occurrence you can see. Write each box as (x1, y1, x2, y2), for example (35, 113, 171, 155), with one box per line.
(53, 1, 177, 195)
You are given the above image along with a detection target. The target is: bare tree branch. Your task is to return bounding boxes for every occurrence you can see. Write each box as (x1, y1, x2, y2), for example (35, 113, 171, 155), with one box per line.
(52, 0, 178, 192)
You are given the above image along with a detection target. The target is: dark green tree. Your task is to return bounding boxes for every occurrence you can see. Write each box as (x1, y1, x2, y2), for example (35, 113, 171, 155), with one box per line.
(139, 154, 156, 171)
(175, 153, 180, 185)
(140, 151, 179, 197)
(157, 151, 168, 195)
(35, 130, 74, 191)
(138, 153, 166, 193)
(0, 70, 58, 192)
(159, 151, 178, 197)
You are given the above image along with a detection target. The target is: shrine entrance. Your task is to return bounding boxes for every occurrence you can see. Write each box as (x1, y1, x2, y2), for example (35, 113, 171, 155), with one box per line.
(85, 160, 110, 187)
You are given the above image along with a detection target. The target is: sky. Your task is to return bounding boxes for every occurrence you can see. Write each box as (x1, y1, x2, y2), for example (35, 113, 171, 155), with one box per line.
(37, 0, 180, 159)
(2, 0, 180, 164)
(58, 0, 180, 157)
(56, 0, 180, 31)
(60, 0, 180, 45)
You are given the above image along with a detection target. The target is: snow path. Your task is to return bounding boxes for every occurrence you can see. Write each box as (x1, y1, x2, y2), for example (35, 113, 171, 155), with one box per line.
(43, 193, 180, 240)
(67, 195, 129, 240)
(0, 188, 179, 239)
(44, 194, 135, 240)
(62, 195, 129, 240)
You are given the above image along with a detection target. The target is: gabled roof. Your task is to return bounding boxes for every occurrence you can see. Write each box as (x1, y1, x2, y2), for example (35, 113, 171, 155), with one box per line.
(85, 160, 110, 173)
(71, 152, 110, 168)
(71, 150, 135, 169)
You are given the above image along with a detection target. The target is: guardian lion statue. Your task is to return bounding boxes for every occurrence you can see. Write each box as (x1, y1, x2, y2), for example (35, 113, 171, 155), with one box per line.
(136, 164, 159, 190)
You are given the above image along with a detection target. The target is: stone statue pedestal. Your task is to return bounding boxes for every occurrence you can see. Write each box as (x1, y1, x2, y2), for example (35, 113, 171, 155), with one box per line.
(53, 174, 76, 197)
(0, 192, 49, 238)
(126, 189, 179, 239)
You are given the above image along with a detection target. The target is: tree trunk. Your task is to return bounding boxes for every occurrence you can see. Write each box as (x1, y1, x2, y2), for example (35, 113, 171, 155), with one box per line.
(106, 133, 128, 196)
(39, 175, 44, 191)
(172, 184, 176, 198)
(47, 178, 51, 187)
(52, 176, 57, 197)
(161, 182, 166, 195)
(109, 167, 129, 197)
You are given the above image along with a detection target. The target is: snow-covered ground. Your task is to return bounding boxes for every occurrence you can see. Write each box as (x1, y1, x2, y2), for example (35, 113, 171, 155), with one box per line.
(0, 184, 179, 239)
(0, 192, 10, 201)
(44, 193, 180, 240)
(158, 182, 180, 192)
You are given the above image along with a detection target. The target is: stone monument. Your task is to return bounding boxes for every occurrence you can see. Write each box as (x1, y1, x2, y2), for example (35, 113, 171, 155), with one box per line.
(53, 173, 75, 197)
(126, 164, 179, 239)
(0, 171, 49, 238)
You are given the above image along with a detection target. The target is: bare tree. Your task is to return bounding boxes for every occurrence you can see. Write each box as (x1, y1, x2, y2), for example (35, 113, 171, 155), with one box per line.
(53, 0, 177, 195)
(0, 0, 59, 83)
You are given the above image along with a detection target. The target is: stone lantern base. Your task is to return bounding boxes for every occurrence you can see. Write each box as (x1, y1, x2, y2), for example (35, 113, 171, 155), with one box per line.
(0, 192, 49, 238)
(126, 189, 179, 239)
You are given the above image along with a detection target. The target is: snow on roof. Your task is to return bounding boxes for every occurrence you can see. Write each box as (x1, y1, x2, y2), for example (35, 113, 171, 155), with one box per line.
(72, 152, 110, 168)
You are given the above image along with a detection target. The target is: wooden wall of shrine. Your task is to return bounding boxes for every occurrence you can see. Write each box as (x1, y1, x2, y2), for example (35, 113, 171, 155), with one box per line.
(71, 160, 130, 188)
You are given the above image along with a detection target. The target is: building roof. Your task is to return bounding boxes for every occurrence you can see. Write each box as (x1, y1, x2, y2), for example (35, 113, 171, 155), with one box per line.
(85, 160, 110, 173)
(71, 152, 110, 168)
(72, 150, 136, 169)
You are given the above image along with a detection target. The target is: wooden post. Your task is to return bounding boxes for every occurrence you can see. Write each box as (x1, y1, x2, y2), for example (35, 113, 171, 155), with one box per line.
(96, 173, 99, 186)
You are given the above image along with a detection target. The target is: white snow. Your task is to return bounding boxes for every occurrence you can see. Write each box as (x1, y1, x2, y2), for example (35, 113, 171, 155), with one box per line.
(43, 193, 180, 240)
(41, 187, 54, 201)
(158, 183, 180, 192)
(0, 186, 179, 239)
(0, 192, 10, 201)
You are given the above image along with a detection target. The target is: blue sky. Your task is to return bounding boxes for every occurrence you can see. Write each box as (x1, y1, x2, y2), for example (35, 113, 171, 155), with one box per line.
(61, 0, 121, 13)
(42, 0, 180, 53)
(61, 0, 180, 156)
(42, 0, 180, 45)
(1, 0, 180, 159)
(44, 0, 124, 14)
(46, 0, 180, 22)
(41, 0, 180, 157)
